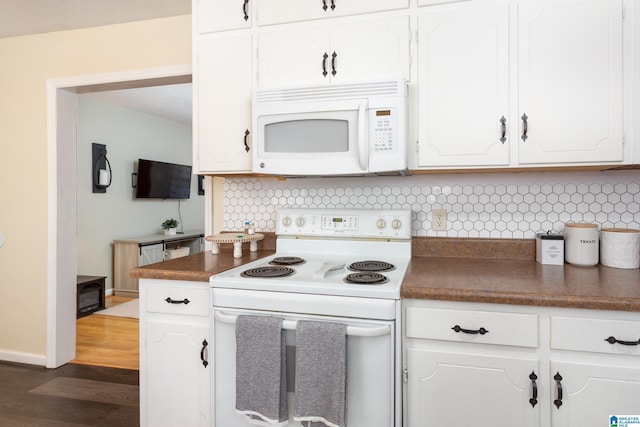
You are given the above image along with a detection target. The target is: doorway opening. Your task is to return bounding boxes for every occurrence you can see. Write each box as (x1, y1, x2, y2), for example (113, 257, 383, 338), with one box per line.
(47, 66, 194, 368)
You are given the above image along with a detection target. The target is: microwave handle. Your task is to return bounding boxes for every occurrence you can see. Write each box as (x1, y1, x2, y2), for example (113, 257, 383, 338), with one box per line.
(214, 311, 390, 337)
(358, 101, 368, 171)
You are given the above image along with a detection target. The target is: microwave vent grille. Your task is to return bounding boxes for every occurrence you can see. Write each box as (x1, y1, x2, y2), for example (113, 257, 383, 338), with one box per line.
(255, 79, 406, 104)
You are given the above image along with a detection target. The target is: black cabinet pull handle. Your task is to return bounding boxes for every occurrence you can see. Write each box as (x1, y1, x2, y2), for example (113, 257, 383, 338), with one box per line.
(605, 336, 640, 346)
(322, 0, 328, 11)
(244, 129, 250, 153)
(521, 113, 528, 141)
(451, 325, 489, 335)
(200, 339, 209, 367)
(330, 0, 336, 10)
(322, 52, 329, 77)
(331, 51, 337, 76)
(553, 372, 563, 409)
(529, 371, 538, 408)
(165, 297, 190, 305)
(242, 0, 249, 21)
(500, 116, 506, 143)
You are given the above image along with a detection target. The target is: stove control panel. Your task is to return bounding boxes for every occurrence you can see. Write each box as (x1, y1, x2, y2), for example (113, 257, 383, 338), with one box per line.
(277, 209, 411, 239)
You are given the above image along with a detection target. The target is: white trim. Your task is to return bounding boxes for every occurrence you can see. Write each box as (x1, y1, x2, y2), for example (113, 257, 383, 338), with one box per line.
(46, 64, 192, 368)
(0, 350, 47, 367)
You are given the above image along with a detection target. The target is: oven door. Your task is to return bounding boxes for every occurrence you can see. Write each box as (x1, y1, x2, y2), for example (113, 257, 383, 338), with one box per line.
(212, 307, 395, 427)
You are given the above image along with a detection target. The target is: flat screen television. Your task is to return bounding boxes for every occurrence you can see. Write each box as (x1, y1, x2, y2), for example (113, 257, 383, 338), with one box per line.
(135, 159, 192, 199)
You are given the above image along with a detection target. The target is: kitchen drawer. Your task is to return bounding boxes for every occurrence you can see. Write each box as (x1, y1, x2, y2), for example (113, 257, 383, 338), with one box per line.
(405, 307, 538, 348)
(551, 316, 640, 356)
(145, 285, 210, 317)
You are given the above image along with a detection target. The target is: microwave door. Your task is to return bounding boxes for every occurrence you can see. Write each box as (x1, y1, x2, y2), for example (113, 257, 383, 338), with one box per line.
(253, 100, 366, 176)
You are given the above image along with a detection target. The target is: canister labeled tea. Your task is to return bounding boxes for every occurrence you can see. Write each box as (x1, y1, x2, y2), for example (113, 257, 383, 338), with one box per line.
(564, 223, 599, 266)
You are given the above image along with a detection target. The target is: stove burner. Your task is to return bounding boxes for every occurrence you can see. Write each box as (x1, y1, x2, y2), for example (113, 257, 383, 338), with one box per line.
(241, 266, 295, 278)
(344, 272, 389, 285)
(348, 260, 395, 272)
(270, 256, 306, 266)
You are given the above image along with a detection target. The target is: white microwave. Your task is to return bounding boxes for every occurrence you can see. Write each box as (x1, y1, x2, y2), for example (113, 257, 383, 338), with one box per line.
(252, 79, 408, 176)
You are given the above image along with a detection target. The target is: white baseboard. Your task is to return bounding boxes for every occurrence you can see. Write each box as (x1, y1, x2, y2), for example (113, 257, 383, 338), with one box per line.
(105, 287, 114, 297)
(0, 350, 47, 366)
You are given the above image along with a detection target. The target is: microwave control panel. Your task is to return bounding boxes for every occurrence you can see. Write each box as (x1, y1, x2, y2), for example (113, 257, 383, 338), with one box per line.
(371, 108, 397, 153)
(276, 209, 411, 239)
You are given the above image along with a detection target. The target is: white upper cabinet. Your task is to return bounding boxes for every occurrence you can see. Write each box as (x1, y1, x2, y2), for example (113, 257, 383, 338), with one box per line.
(257, 0, 408, 26)
(195, 34, 253, 173)
(517, 0, 624, 165)
(196, 0, 252, 34)
(414, 0, 626, 170)
(257, 16, 410, 88)
(416, 2, 511, 168)
(418, 0, 472, 6)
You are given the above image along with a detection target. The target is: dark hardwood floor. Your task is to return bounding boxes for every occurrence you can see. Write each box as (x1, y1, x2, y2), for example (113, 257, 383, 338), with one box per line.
(0, 361, 139, 426)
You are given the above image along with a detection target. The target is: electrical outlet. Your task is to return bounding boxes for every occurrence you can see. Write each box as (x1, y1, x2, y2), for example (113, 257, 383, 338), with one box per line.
(432, 209, 447, 231)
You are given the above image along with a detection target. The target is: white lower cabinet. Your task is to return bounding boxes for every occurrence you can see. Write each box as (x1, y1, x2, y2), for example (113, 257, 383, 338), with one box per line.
(403, 300, 640, 427)
(407, 349, 539, 426)
(140, 279, 210, 427)
(549, 360, 640, 426)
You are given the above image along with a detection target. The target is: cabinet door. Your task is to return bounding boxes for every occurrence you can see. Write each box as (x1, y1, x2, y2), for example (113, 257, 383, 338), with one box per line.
(139, 244, 164, 266)
(143, 319, 210, 427)
(257, 0, 408, 26)
(196, 34, 253, 173)
(550, 360, 640, 427)
(257, 17, 410, 89)
(257, 26, 328, 88)
(330, 16, 410, 83)
(517, 0, 623, 165)
(406, 348, 539, 427)
(196, 0, 252, 33)
(416, 2, 510, 168)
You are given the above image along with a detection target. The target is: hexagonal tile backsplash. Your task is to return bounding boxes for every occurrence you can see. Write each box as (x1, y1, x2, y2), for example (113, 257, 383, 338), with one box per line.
(223, 171, 640, 238)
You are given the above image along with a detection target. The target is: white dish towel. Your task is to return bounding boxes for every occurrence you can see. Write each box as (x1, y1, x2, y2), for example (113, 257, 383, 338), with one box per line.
(294, 320, 347, 427)
(235, 315, 289, 426)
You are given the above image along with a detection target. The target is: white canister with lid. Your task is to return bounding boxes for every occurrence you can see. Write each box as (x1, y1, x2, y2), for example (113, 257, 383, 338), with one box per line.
(600, 228, 640, 269)
(564, 222, 599, 266)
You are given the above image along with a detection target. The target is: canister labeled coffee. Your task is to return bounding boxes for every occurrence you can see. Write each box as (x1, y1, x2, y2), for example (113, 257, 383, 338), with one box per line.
(564, 223, 599, 266)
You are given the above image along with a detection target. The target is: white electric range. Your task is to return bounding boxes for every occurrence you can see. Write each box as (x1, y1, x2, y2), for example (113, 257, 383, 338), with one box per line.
(209, 208, 412, 427)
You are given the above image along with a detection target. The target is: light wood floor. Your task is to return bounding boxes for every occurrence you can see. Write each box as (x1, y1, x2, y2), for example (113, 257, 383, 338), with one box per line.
(72, 295, 139, 371)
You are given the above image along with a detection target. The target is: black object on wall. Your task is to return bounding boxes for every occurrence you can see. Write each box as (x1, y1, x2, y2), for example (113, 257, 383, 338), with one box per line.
(92, 143, 112, 193)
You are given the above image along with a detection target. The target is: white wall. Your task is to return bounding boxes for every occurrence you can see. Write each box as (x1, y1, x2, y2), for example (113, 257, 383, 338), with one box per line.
(76, 95, 203, 291)
(0, 15, 190, 362)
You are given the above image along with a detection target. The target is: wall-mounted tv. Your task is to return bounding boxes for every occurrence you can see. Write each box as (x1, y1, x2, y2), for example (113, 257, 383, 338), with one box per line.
(135, 159, 192, 199)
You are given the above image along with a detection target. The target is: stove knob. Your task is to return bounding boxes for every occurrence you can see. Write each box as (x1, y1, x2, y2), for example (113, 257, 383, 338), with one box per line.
(376, 219, 386, 229)
(296, 217, 305, 227)
(392, 219, 402, 229)
(282, 216, 292, 227)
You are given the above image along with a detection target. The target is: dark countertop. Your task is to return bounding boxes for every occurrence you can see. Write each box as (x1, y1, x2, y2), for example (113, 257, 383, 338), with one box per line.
(131, 249, 276, 282)
(402, 256, 640, 312)
(130, 236, 640, 312)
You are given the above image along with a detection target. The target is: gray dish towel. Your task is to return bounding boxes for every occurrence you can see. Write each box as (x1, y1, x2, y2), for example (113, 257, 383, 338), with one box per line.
(294, 320, 347, 427)
(235, 315, 289, 426)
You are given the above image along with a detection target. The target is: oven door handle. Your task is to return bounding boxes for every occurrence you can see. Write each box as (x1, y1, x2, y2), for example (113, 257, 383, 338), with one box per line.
(214, 311, 391, 337)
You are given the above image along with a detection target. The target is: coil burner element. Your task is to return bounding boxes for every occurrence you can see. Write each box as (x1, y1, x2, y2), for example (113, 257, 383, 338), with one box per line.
(269, 256, 306, 266)
(344, 272, 389, 285)
(348, 260, 395, 272)
(241, 266, 295, 278)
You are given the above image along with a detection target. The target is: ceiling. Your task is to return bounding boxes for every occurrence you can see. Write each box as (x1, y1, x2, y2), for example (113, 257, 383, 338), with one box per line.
(83, 84, 193, 126)
(0, 0, 193, 125)
(0, 0, 190, 39)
